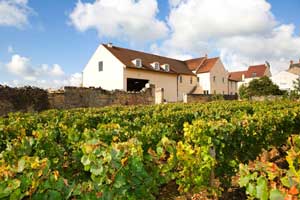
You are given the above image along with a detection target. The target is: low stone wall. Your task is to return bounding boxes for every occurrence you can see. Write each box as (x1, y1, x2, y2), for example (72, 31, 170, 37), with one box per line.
(183, 94, 238, 103)
(49, 86, 155, 109)
(0, 85, 49, 116)
(0, 85, 155, 116)
(251, 95, 283, 101)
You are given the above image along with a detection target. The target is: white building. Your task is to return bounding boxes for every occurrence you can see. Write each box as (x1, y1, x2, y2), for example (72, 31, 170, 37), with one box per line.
(82, 43, 237, 102)
(271, 71, 299, 92)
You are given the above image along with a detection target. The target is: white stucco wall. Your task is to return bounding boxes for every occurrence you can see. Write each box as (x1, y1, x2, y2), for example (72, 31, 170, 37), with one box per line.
(82, 45, 125, 90)
(124, 68, 178, 102)
(197, 73, 210, 93)
(271, 71, 298, 91)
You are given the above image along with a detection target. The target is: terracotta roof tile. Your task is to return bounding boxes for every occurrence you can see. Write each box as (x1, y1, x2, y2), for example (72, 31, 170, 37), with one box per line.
(103, 44, 194, 75)
(229, 64, 268, 81)
(229, 71, 246, 81)
(184, 57, 219, 73)
(245, 64, 267, 78)
(184, 57, 206, 71)
(196, 58, 219, 73)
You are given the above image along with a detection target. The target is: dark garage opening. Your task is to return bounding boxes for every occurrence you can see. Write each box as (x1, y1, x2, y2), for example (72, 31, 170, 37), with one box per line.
(127, 78, 149, 92)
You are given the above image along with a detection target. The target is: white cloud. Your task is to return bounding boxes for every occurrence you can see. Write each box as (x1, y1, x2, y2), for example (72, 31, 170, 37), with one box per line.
(69, 0, 168, 42)
(50, 64, 65, 76)
(0, 0, 33, 28)
(6, 54, 66, 80)
(8, 45, 14, 53)
(3, 53, 81, 89)
(152, 0, 300, 73)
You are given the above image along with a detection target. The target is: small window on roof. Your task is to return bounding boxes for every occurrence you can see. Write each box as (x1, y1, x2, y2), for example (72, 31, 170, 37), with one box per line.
(163, 64, 170, 72)
(252, 72, 257, 77)
(134, 59, 142, 68)
(153, 62, 160, 70)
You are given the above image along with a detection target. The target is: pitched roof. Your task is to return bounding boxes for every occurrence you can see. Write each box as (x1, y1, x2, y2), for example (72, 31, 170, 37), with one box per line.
(103, 44, 194, 75)
(229, 64, 268, 81)
(246, 64, 267, 78)
(185, 57, 206, 71)
(185, 57, 219, 73)
(228, 71, 247, 81)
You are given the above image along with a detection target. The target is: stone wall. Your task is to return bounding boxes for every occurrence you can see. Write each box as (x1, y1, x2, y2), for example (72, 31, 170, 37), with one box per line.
(0, 85, 49, 116)
(0, 85, 155, 116)
(251, 95, 283, 101)
(48, 85, 155, 109)
(183, 94, 238, 103)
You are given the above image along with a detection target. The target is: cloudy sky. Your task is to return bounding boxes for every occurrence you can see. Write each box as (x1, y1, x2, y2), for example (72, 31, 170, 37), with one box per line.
(0, 0, 300, 88)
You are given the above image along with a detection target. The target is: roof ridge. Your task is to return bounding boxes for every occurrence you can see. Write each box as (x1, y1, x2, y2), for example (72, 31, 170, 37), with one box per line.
(102, 43, 185, 63)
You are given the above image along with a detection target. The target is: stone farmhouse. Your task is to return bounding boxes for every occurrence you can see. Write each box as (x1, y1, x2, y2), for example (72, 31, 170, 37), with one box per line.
(82, 43, 237, 102)
(288, 59, 300, 75)
(228, 63, 271, 89)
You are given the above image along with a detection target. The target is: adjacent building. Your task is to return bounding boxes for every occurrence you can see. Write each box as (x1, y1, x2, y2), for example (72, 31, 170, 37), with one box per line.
(229, 63, 272, 89)
(288, 60, 300, 75)
(271, 71, 299, 92)
(185, 56, 238, 95)
(83, 43, 237, 102)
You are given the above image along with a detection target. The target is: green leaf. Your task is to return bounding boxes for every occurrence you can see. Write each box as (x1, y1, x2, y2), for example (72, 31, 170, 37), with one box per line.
(269, 189, 285, 200)
(81, 155, 91, 166)
(280, 177, 292, 188)
(114, 174, 126, 189)
(90, 165, 103, 176)
(239, 175, 251, 187)
(256, 177, 268, 200)
(17, 158, 26, 173)
(47, 190, 62, 200)
(246, 182, 256, 197)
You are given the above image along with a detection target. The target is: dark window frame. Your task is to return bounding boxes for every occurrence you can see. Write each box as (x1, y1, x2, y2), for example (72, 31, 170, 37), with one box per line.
(98, 61, 103, 72)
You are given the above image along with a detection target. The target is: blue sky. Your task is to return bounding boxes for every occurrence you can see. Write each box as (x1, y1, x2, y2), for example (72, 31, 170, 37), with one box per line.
(0, 0, 300, 88)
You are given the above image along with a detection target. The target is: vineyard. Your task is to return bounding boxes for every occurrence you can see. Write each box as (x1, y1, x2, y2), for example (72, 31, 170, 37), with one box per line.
(0, 101, 300, 199)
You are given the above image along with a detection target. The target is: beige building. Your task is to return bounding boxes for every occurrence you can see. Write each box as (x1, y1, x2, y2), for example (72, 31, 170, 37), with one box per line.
(185, 56, 237, 95)
(288, 60, 300, 75)
(83, 43, 237, 102)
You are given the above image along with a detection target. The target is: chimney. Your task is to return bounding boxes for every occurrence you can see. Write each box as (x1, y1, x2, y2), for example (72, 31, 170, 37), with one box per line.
(107, 43, 113, 48)
(290, 60, 294, 65)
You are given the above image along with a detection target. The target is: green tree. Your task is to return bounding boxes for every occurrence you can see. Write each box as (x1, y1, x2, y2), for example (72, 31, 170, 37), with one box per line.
(293, 75, 300, 93)
(238, 85, 249, 99)
(241, 76, 284, 97)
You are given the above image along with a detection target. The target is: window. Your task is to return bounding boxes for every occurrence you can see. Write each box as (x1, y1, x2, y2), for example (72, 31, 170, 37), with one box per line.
(197, 77, 200, 83)
(134, 59, 142, 68)
(153, 62, 160, 70)
(203, 90, 209, 95)
(179, 76, 183, 83)
(252, 72, 257, 77)
(190, 77, 193, 84)
(213, 76, 216, 82)
(163, 64, 170, 72)
(222, 77, 225, 83)
(98, 61, 103, 71)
